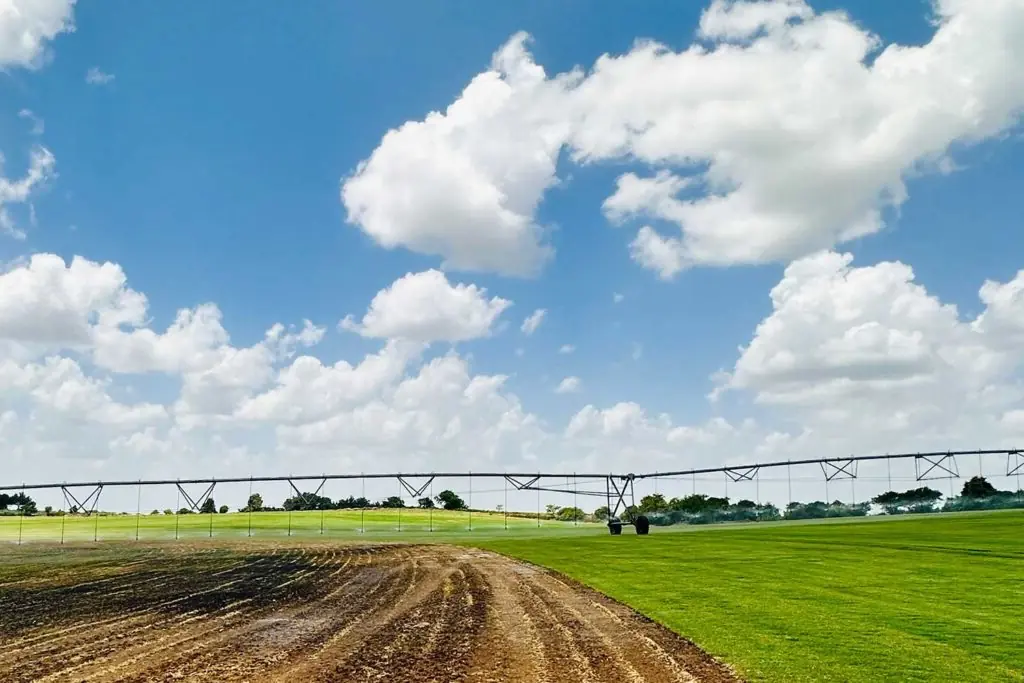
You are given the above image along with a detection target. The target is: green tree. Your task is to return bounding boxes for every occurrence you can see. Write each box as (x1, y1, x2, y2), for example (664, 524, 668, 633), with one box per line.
(199, 498, 217, 514)
(218, 505, 229, 514)
(556, 506, 585, 521)
(638, 493, 667, 513)
(669, 494, 713, 513)
(244, 493, 264, 512)
(593, 506, 610, 520)
(435, 490, 466, 510)
(283, 492, 334, 511)
(380, 496, 405, 508)
(418, 497, 435, 508)
(961, 476, 999, 498)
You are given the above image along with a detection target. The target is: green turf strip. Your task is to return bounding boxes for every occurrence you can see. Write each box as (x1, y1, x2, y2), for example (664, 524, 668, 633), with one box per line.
(473, 510, 1024, 683)
(0, 508, 600, 543)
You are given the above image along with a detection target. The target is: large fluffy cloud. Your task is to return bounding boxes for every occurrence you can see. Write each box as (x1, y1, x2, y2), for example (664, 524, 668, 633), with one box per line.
(0, 0, 75, 69)
(340, 270, 511, 342)
(715, 251, 1024, 447)
(340, 34, 567, 276)
(344, 0, 1024, 279)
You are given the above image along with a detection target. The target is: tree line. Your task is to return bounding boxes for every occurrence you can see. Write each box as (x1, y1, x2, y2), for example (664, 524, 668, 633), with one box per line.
(589, 476, 1023, 527)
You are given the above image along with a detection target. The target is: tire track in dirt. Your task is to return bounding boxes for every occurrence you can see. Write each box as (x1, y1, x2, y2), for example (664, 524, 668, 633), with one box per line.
(0, 543, 741, 683)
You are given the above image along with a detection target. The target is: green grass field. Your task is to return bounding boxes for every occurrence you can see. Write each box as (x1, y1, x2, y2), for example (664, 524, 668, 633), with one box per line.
(0, 507, 599, 543)
(476, 510, 1024, 683)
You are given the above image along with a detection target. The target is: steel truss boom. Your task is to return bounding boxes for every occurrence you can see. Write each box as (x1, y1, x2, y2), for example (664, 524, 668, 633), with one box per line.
(633, 449, 1019, 480)
(0, 448, 1019, 493)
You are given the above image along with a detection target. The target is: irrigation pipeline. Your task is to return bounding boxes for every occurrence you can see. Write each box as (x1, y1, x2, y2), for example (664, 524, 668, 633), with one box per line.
(1, 448, 1021, 493)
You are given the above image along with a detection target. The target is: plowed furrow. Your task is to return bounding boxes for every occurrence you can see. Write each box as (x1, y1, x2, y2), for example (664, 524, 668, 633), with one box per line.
(317, 560, 488, 682)
(38, 549, 365, 682)
(0, 543, 741, 683)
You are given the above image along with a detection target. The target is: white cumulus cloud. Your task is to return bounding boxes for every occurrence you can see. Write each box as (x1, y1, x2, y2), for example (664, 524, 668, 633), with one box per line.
(0, 0, 75, 69)
(345, 1, 1024, 279)
(340, 270, 511, 343)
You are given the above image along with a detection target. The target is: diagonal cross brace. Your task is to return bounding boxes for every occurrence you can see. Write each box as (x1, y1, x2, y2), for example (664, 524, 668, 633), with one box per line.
(820, 459, 857, 481)
(725, 466, 759, 482)
(1007, 450, 1024, 477)
(288, 478, 327, 507)
(606, 475, 635, 518)
(61, 485, 103, 516)
(505, 475, 541, 490)
(177, 481, 217, 512)
(398, 476, 435, 498)
(915, 453, 959, 481)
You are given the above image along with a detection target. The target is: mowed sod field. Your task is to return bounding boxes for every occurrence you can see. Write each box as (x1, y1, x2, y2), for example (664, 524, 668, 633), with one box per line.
(0, 508, 597, 543)
(2, 509, 1021, 681)
(477, 510, 1024, 682)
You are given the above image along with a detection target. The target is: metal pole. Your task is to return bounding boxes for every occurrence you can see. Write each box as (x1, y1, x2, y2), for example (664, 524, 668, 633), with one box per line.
(887, 457, 892, 491)
(288, 506, 292, 537)
(60, 499, 66, 546)
(93, 507, 99, 543)
(209, 503, 213, 539)
(397, 477, 401, 533)
(504, 476, 508, 531)
(175, 486, 180, 541)
(429, 478, 433, 533)
(537, 472, 540, 528)
(360, 475, 365, 534)
(468, 472, 472, 532)
(574, 473, 578, 527)
(320, 474, 326, 536)
(136, 481, 142, 541)
(247, 478, 253, 538)
(18, 484, 24, 546)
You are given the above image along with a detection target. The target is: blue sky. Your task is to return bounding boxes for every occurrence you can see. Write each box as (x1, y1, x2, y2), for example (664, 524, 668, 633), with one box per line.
(2, 0, 1024, 507)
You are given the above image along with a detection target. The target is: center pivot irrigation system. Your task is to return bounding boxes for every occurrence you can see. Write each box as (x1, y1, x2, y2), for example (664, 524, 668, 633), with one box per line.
(2, 449, 1021, 535)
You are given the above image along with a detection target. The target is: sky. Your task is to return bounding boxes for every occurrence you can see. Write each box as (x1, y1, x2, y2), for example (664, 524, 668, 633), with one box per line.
(1, 0, 1024, 511)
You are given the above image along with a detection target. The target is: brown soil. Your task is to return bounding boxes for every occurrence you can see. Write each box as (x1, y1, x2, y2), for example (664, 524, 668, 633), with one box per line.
(0, 542, 740, 682)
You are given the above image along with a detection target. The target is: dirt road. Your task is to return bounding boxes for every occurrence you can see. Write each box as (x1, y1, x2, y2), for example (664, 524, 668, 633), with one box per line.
(0, 543, 739, 682)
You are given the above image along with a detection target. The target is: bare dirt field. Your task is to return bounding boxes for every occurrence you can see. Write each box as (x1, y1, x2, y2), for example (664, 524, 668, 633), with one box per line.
(0, 542, 739, 682)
